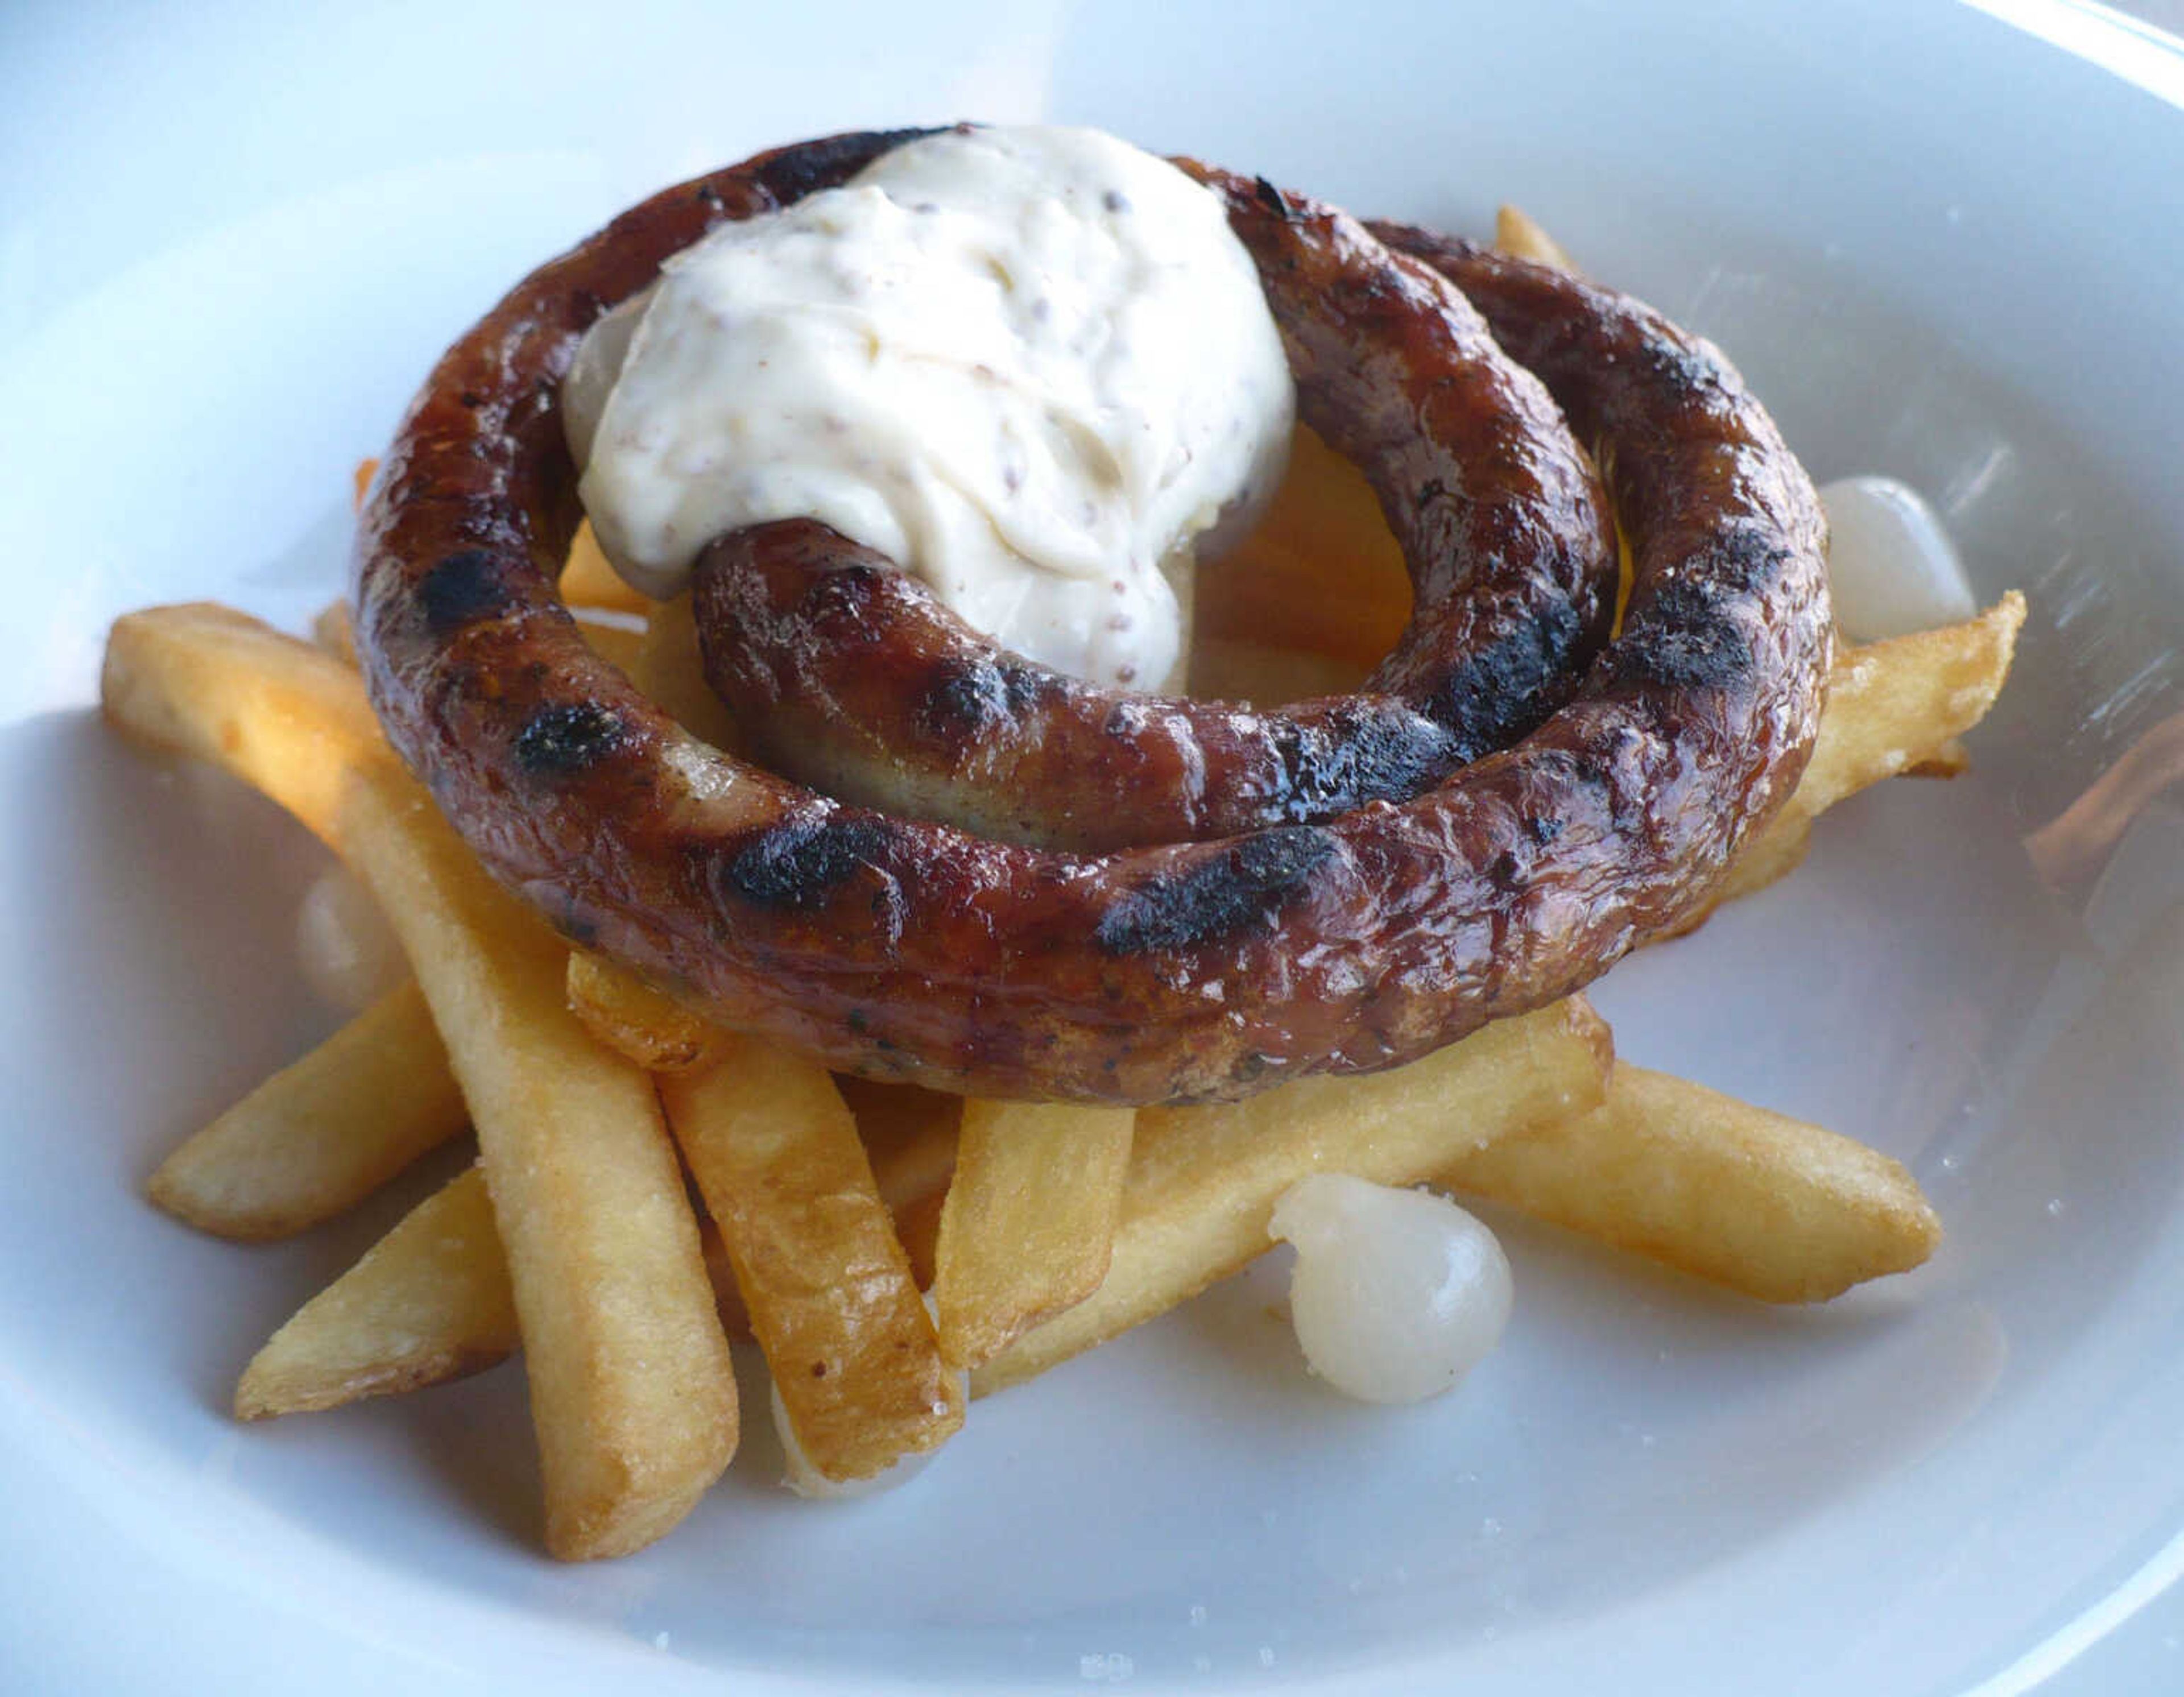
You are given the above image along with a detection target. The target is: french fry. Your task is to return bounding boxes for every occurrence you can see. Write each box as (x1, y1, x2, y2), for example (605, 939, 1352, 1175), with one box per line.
(1685, 593, 2025, 923)
(561, 519, 655, 615)
(1494, 203, 1578, 271)
(660, 1037, 963, 1482)
(974, 996, 1612, 1395)
(226, 1061, 959, 1422)
(104, 607, 737, 1560)
(932, 1103, 1135, 1370)
(1446, 1066, 1939, 1302)
(565, 949, 729, 1074)
(103, 603, 391, 846)
(149, 982, 467, 1239)
(892, 1187, 947, 1291)
(237, 1163, 958, 1424)
(342, 760, 738, 1558)
(1800, 594, 2024, 813)
(565, 960, 966, 1202)
(836, 1075, 962, 1205)
(236, 1165, 515, 1418)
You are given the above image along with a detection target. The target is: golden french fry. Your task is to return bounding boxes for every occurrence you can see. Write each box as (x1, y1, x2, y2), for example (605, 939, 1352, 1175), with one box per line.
(932, 1102, 1136, 1370)
(351, 457, 378, 511)
(239, 1183, 940, 1423)
(236, 1165, 515, 1418)
(149, 982, 467, 1239)
(1448, 1066, 1939, 1302)
(892, 1187, 947, 1291)
(104, 607, 737, 1561)
(837, 1074, 962, 1206)
(974, 997, 1613, 1395)
(1684, 594, 2025, 924)
(560, 519, 655, 615)
(1662, 598, 2022, 933)
(660, 1037, 963, 1482)
(1494, 204, 1578, 271)
(565, 949, 729, 1074)
(238, 1164, 967, 1423)
(1906, 738, 1970, 780)
(102, 603, 392, 845)
(342, 761, 738, 1558)
(1801, 593, 2024, 812)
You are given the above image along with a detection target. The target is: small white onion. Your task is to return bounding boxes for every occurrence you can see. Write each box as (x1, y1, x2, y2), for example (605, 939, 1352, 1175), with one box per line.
(293, 865, 407, 1012)
(1268, 1173, 1512, 1405)
(1819, 475, 1978, 642)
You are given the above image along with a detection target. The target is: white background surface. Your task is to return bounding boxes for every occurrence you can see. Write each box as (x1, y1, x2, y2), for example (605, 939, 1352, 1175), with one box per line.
(5, 1, 2184, 1691)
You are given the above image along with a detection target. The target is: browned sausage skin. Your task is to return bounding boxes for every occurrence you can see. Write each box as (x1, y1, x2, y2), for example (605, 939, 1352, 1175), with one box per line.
(354, 131, 1830, 1105)
(691, 170, 1617, 852)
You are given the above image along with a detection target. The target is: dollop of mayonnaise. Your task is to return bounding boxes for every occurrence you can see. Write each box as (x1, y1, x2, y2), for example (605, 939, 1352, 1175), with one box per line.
(564, 125, 1294, 689)
(1268, 1174, 1513, 1405)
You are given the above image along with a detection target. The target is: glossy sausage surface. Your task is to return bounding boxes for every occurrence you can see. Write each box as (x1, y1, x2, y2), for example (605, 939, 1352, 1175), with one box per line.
(354, 132, 1831, 1103)
(692, 168, 1617, 852)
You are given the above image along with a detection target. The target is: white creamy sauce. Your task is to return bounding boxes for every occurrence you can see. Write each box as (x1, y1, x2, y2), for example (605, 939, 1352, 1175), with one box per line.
(1819, 475, 1977, 643)
(564, 125, 1294, 689)
(1268, 1173, 1513, 1405)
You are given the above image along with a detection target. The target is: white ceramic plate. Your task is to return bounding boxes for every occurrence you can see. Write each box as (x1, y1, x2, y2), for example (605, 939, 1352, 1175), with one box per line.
(7, 1, 2184, 1690)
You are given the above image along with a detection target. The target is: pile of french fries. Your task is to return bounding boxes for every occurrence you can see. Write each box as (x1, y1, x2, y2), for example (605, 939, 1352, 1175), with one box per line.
(109, 213, 2024, 1561)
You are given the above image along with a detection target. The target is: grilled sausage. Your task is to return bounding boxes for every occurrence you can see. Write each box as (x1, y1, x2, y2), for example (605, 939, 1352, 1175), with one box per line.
(354, 131, 1830, 1104)
(690, 168, 1616, 852)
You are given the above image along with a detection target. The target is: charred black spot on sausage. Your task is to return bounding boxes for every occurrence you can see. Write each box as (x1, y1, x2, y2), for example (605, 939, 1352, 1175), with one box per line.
(1095, 827, 1336, 955)
(915, 657, 1054, 742)
(1423, 599, 1586, 759)
(1604, 558, 1772, 693)
(919, 663, 1007, 739)
(754, 127, 938, 206)
(1000, 662, 1054, 715)
(1252, 176, 1296, 222)
(799, 562, 898, 645)
(513, 701, 629, 777)
(419, 549, 522, 636)
(718, 813, 897, 911)
(1271, 706, 1458, 817)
